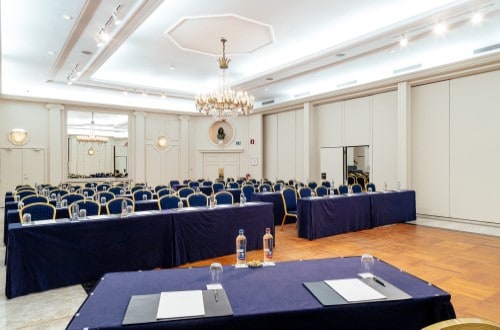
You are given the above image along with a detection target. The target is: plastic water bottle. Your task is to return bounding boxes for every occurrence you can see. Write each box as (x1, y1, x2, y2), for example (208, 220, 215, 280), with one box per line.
(121, 200, 128, 216)
(383, 182, 388, 191)
(329, 188, 334, 197)
(56, 193, 61, 208)
(240, 192, 245, 206)
(397, 181, 401, 191)
(236, 229, 247, 265)
(263, 228, 273, 263)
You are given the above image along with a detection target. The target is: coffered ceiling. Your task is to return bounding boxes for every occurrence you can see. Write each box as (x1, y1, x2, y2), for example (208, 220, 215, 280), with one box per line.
(1, 0, 500, 114)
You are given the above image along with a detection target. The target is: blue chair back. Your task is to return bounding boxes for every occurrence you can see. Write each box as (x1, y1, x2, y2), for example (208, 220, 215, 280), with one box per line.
(202, 181, 213, 187)
(132, 189, 152, 201)
(259, 184, 272, 192)
(96, 191, 116, 203)
(108, 187, 123, 195)
(19, 203, 56, 221)
(308, 182, 318, 190)
(131, 185, 145, 193)
(366, 183, 376, 192)
(21, 195, 48, 205)
(96, 184, 111, 192)
(281, 188, 297, 212)
(215, 191, 233, 205)
(351, 184, 363, 193)
(299, 187, 312, 198)
(106, 198, 134, 215)
(158, 195, 181, 210)
(62, 193, 85, 205)
(338, 185, 349, 195)
(357, 176, 367, 189)
(315, 186, 328, 197)
(229, 182, 239, 189)
(178, 187, 195, 198)
(321, 181, 331, 188)
(72, 200, 101, 216)
(81, 188, 96, 198)
(212, 182, 224, 194)
(242, 185, 254, 201)
(154, 185, 168, 193)
(157, 188, 175, 198)
(16, 189, 37, 199)
(188, 181, 200, 188)
(49, 189, 69, 198)
(273, 183, 283, 192)
(347, 176, 356, 185)
(69, 185, 81, 193)
(169, 180, 180, 186)
(187, 193, 208, 207)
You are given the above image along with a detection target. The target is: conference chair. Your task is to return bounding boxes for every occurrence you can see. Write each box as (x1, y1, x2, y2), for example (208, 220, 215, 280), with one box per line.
(71, 200, 101, 216)
(273, 183, 283, 192)
(347, 176, 356, 185)
(108, 187, 124, 195)
(21, 195, 48, 205)
(69, 185, 81, 193)
(132, 189, 153, 201)
(242, 184, 254, 202)
(356, 176, 367, 190)
(351, 184, 363, 193)
(154, 184, 168, 193)
(95, 191, 116, 204)
(315, 186, 328, 197)
(228, 182, 239, 189)
(366, 183, 376, 192)
(177, 187, 195, 199)
(15, 184, 33, 191)
(280, 188, 298, 231)
(80, 188, 96, 198)
(298, 187, 312, 198)
(157, 188, 175, 198)
(106, 198, 134, 215)
(259, 183, 272, 192)
(236, 179, 245, 186)
(19, 202, 56, 222)
(85, 182, 96, 188)
(422, 318, 500, 330)
(202, 181, 213, 187)
(308, 181, 318, 190)
(96, 183, 111, 192)
(212, 182, 225, 194)
(338, 185, 349, 195)
(321, 181, 331, 188)
(294, 182, 305, 190)
(158, 195, 181, 210)
(130, 185, 145, 193)
(186, 193, 208, 207)
(48, 189, 69, 198)
(15, 189, 37, 200)
(188, 181, 200, 188)
(62, 193, 85, 205)
(215, 191, 233, 205)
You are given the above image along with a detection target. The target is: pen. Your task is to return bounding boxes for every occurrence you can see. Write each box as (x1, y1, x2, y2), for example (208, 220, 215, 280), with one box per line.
(373, 277, 385, 287)
(214, 289, 218, 302)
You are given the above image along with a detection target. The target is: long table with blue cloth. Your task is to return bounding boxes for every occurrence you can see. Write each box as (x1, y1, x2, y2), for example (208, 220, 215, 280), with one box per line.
(298, 190, 416, 240)
(6, 202, 274, 298)
(67, 256, 455, 329)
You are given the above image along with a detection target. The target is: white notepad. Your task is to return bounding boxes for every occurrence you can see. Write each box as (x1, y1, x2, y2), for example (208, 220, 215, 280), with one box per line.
(325, 278, 386, 302)
(156, 290, 205, 319)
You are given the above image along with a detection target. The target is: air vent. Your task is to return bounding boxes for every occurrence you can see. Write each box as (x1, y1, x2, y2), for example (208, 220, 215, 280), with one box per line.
(474, 43, 500, 55)
(337, 80, 357, 88)
(393, 64, 422, 75)
(262, 99, 275, 105)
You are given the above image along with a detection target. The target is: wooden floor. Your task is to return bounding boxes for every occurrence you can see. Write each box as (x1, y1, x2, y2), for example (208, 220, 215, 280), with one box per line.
(180, 223, 500, 324)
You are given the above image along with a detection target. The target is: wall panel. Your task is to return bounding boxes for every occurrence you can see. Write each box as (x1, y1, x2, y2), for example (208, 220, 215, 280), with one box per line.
(277, 111, 296, 181)
(316, 102, 343, 147)
(411, 81, 450, 217)
(344, 97, 370, 146)
(263, 114, 278, 180)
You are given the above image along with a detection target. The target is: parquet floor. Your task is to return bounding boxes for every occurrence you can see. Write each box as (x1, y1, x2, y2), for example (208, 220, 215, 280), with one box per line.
(180, 223, 500, 324)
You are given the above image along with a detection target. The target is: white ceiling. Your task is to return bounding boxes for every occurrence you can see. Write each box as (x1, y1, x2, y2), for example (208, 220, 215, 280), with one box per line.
(2, 0, 500, 114)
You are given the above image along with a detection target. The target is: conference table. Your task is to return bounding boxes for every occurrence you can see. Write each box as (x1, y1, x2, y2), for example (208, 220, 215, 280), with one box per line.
(297, 190, 416, 240)
(252, 191, 285, 226)
(67, 257, 455, 329)
(6, 202, 274, 298)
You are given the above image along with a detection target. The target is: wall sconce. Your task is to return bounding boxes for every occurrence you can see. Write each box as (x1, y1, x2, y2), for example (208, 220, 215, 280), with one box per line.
(156, 135, 168, 150)
(88, 146, 95, 156)
(8, 129, 29, 145)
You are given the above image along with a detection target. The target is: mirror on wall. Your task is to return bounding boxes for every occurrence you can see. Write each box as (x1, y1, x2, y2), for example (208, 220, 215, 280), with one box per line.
(344, 145, 370, 186)
(67, 111, 128, 179)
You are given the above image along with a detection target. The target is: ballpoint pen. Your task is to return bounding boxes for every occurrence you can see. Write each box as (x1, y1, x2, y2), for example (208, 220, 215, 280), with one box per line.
(214, 289, 219, 302)
(373, 277, 385, 287)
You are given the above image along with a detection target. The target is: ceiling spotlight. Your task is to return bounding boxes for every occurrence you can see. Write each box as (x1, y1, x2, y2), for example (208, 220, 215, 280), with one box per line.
(63, 15, 73, 20)
(399, 36, 409, 47)
(48, 50, 56, 55)
(471, 12, 483, 24)
(433, 22, 447, 35)
(123, 90, 128, 96)
(142, 91, 147, 97)
(169, 65, 176, 70)
(161, 93, 166, 99)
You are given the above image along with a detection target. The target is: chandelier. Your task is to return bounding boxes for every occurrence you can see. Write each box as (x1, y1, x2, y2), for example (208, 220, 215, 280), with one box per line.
(76, 112, 108, 145)
(195, 38, 254, 120)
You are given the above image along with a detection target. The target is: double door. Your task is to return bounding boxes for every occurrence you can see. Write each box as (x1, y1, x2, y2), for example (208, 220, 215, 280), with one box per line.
(203, 153, 240, 180)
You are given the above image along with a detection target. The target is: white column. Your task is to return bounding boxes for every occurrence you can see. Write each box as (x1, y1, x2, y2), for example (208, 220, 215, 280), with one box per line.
(303, 102, 318, 182)
(397, 82, 411, 188)
(133, 111, 147, 184)
(179, 115, 190, 180)
(46, 103, 64, 185)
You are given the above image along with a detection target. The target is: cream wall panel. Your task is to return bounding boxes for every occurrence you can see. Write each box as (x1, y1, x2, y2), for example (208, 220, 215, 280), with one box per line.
(295, 109, 305, 182)
(263, 114, 278, 180)
(344, 97, 370, 146)
(411, 81, 450, 217)
(372, 91, 398, 189)
(277, 111, 296, 181)
(316, 102, 343, 147)
(450, 70, 500, 223)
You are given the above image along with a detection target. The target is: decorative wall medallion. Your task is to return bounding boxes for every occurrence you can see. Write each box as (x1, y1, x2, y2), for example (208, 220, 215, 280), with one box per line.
(209, 120, 234, 147)
(8, 129, 29, 145)
(87, 147, 95, 156)
(155, 135, 169, 151)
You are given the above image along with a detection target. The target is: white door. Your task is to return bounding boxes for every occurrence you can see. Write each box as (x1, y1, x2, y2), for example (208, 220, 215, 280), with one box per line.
(320, 147, 344, 186)
(203, 153, 240, 180)
(0, 148, 46, 206)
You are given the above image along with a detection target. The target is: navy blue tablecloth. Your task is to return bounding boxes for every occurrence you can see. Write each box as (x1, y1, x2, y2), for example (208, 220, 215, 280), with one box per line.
(224, 188, 241, 203)
(252, 192, 285, 225)
(67, 257, 455, 330)
(6, 212, 175, 299)
(297, 195, 372, 240)
(172, 203, 274, 265)
(370, 190, 416, 227)
(134, 199, 160, 211)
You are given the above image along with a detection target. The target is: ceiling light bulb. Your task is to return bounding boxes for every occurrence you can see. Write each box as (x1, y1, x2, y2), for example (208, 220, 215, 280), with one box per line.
(472, 13, 483, 24)
(142, 92, 147, 97)
(399, 36, 409, 47)
(161, 93, 166, 99)
(433, 22, 447, 34)
(123, 90, 128, 96)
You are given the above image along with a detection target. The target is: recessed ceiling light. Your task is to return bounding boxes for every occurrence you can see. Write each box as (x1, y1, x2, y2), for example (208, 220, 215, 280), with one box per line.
(471, 12, 483, 24)
(336, 53, 345, 57)
(266, 77, 274, 81)
(264, 88, 269, 91)
(123, 90, 128, 96)
(63, 15, 73, 20)
(48, 50, 56, 55)
(170, 65, 175, 70)
(314, 73, 320, 76)
(433, 22, 447, 34)
(388, 49, 395, 53)
(142, 91, 147, 97)
(399, 36, 409, 47)
(161, 93, 166, 99)
(81, 50, 92, 55)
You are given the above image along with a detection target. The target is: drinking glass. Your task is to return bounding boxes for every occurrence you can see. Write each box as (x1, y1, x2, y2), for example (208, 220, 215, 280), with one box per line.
(23, 213, 32, 225)
(61, 199, 67, 208)
(101, 197, 106, 204)
(84, 191, 88, 199)
(126, 205, 133, 214)
(142, 194, 147, 201)
(361, 254, 375, 274)
(18, 202, 24, 210)
(209, 262, 223, 283)
(178, 201, 183, 209)
(79, 209, 87, 219)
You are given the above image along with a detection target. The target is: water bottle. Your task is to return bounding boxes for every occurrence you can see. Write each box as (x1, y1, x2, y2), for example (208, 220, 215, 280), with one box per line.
(236, 229, 247, 265)
(56, 193, 61, 208)
(397, 181, 401, 191)
(263, 228, 273, 263)
(240, 192, 245, 206)
(383, 182, 387, 191)
(72, 204, 79, 221)
(121, 200, 128, 216)
(329, 188, 334, 197)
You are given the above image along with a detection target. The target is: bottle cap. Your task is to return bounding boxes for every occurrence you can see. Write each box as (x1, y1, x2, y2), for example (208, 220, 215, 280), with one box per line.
(239, 229, 244, 234)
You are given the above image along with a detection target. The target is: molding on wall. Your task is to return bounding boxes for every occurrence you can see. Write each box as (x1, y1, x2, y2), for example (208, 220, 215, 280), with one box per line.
(198, 149, 244, 153)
